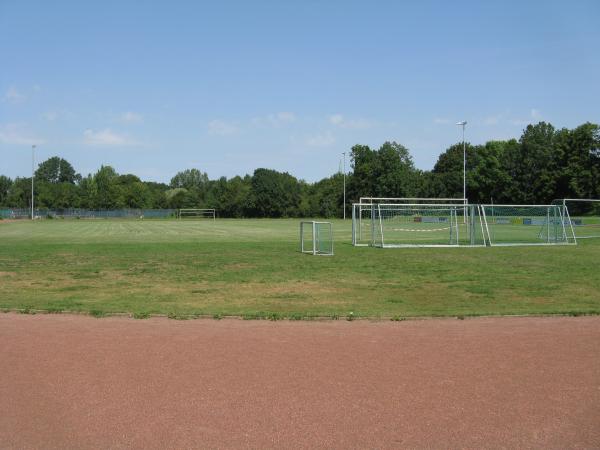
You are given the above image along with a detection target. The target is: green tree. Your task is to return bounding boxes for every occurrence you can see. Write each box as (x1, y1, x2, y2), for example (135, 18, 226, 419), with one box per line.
(92, 166, 119, 209)
(35, 157, 79, 184)
(516, 122, 558, 203)
(0, 176, 12, 206)
(249, 168, 301, 217)
(218, 176, 251, 217)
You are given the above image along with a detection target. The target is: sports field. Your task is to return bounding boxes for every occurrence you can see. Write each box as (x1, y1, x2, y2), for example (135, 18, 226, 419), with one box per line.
(0, 219, 599, 319)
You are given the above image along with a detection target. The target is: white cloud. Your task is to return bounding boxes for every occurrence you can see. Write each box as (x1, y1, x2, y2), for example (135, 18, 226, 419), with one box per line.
(273, 111, 295, 123)
(251, 112, 296, 127)
(208, 119, 238, 135)
(4, 86, 25, 103)
(483, 115, 500, 126)
(508, 109, 542, 126)
(306, 132, 335, 147)
(509, 119, 529, 126)
(121, 111, 143, 123)
(328, 114, 373, 129)
(83, 128, 137, 146)
(329, 114, 344, 125)
(0, 124, 44, 145)
(43, 111, 58, 121)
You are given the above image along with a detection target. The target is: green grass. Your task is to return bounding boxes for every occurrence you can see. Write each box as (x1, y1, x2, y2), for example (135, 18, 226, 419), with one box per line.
(0, 218, 599, 319)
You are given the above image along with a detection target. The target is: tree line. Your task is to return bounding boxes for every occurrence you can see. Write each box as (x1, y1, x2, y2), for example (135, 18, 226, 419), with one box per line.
(1, 121, 598, 217)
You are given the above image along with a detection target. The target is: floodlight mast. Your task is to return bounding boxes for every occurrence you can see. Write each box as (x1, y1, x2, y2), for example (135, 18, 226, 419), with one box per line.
(456, 121, 467, 204)
(31, 144, 36, 220)
(342, 152, 346, 220)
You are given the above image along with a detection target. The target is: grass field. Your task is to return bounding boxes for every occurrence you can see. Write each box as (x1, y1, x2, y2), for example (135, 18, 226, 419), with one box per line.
(1, 218, 599, 319)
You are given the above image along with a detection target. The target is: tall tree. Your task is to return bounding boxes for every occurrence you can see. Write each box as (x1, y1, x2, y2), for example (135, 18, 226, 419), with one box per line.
(249, 168, 301, 217)
(0, 176, 12, 206)
(170, 169, 209, 191)
(35, 157, 79, 184)
(516, 122, 558, 203)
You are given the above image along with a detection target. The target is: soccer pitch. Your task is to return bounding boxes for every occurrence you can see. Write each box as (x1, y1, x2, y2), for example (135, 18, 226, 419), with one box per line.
(0, 219, 599, 319)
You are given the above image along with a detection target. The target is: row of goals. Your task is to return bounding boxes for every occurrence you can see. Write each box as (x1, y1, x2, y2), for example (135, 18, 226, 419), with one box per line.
(352, 201, 578, 248)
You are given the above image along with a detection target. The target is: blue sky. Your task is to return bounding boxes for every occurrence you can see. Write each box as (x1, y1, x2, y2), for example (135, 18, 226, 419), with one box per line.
(1, 0, 599, 183)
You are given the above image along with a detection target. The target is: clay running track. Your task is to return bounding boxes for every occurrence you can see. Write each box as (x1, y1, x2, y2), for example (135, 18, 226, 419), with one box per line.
(1, 314, 599, 449)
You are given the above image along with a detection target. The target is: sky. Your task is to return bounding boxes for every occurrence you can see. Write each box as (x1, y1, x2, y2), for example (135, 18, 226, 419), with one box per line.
(1, 0, 599, 183)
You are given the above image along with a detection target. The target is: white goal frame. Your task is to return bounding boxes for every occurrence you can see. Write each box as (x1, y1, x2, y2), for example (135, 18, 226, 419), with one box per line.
(300, 221, 334, 256)
(178, 208, 216, 220)
(358, 197, 469, 229)
(352, 202, 486, 248)
(480, 204, 577, 246)
(359, 197, 468, 205)
(557, 199, 600, 239)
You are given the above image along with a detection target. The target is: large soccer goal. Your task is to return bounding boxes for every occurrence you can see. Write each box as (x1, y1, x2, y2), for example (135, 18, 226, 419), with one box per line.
(556, 199, 600, 239)
(480, 204, 576, 246)
(178, 208, 216, 220)
(352, 203, 486, 247)
(300, 221, 334, 255)
(357, 197, 469, 235)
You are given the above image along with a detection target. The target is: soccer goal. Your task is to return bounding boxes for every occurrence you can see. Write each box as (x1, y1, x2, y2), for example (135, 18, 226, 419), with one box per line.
(480, 204, 576, 246)
(557, 199, 600, 239)
(178, 208, 216, 220)
(356, 197, 469, 241)
(352, 203, 486, 247)
(300, 221, 333, 255)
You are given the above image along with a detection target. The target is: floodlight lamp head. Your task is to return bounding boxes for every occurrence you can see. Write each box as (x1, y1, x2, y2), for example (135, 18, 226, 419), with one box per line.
(456, 121, 467, 126)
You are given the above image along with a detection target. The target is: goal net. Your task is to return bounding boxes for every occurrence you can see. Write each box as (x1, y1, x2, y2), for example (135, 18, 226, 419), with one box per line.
(300, 221, 333, 255)
(353, 203, 486, 247)
(480, 204, 576, 246)
(178, 208, 216, 220)
(557, 199, 600, 239)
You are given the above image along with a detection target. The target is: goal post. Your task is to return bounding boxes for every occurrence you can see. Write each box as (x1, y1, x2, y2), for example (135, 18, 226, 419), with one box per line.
(178, 208, 216, 220)
(300, 221, 333, 255)
(555, 199, 600, 239)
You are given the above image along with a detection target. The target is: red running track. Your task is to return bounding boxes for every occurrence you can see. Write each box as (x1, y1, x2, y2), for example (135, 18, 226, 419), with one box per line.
(1, 314, 599, 449)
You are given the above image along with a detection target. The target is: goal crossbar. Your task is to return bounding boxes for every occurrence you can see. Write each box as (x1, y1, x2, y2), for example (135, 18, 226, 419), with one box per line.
(178, 208, 216, 220)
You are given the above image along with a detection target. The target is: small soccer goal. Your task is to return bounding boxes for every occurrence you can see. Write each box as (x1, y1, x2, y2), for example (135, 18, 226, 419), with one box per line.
(480, 204, 576, 246)
(352, 203, 486, 247)
(300, 221, 333, 255)
(557, 199, 600, 239)
(178, 208, 216, 220)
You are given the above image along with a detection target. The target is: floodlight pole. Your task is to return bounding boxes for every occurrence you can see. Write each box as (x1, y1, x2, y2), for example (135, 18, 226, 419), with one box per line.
(342, 152, 346, 220)
(456, 121, 467, 202)
(456, 121, 467, 224)
(31, 144, 36, 220)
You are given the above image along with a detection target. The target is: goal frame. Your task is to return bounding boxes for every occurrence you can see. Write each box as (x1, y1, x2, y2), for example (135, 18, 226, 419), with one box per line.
(352, 202, 487, 248)
(357, 197, 469, 230)
(480, 204, 577, 247)
(556, 199, 600, 239)
(300, 221, 334, 256)
(177, 208, 216, 220)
